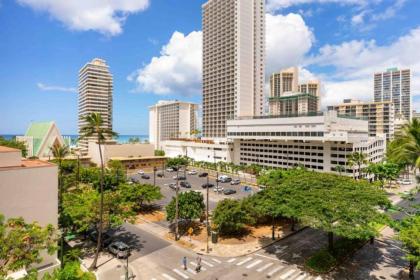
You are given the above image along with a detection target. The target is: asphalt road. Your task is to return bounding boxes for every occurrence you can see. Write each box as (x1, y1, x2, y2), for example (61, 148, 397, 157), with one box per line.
(129, 169, 256, 211)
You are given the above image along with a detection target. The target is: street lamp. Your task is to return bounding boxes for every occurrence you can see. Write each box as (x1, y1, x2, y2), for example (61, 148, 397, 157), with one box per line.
(205, 173, 210, 253)
(125, 248, 131, 280)
(153, 167, 157, 186)
(214, 149, 219, 194)
(175, 166, 180, 241)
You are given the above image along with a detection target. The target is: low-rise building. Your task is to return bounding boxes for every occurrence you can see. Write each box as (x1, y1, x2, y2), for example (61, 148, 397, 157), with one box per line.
(328, 99, 395, 141)
(226, 111, 386, 177)
(16, 121, 71, 159)
(88, 141, 166, 171)
(162, 139, 233, 163)
(0, 146, 59, 276)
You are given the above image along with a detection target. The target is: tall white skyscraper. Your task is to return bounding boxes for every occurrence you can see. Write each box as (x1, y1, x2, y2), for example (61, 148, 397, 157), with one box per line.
(374, 68, 411, 121)
(202, 0, 265, 138)
(78, 58, 113, 155)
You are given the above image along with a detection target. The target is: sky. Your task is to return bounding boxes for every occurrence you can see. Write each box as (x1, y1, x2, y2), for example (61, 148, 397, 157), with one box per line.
(0, 0, 419, 135)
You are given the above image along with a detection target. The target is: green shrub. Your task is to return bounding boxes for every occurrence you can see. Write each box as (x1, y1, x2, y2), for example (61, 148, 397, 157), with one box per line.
(306, 249, 337, 273)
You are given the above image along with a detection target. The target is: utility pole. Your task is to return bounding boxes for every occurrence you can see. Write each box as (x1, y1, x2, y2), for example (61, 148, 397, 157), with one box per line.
(175, 167, 179, 241)
(153, 167, 157, 186)
(214, 149, 219, 194)
(206, 173, 209, 253)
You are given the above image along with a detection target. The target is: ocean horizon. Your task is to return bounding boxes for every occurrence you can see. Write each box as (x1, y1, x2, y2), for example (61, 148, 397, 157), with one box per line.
(1, 134, 149, 144)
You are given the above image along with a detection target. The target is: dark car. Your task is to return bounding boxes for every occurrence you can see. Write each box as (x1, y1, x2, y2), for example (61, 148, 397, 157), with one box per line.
(157, 172, 164, 177)
(202, 183, 214, 188)
(168, 183, 178, 190)
(223, 189, 237, 195)
(198, 172, 208, 178)
(108, 241, 130, 259)
(141, 174, 150, 179)
(180, 181, 191, 188)
(88, 230, 113, 247)
(174, 175, 187, 180)
(131, 177, 139, 183)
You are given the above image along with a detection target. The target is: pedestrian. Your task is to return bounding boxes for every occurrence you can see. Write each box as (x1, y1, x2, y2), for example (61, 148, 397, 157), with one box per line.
(196, 255, 202, 272)
(182, 256, 187, 270)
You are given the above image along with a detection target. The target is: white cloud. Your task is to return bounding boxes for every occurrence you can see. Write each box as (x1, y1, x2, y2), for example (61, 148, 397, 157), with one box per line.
(266, 0, 370, 12)
(308, 27, 420, 109)
(266, 13, 314, 75)
(16, 0, 150, 36)
(131, 13, 313, 96)
(37, 82, 77, 93)
(130, 31, 202, 95)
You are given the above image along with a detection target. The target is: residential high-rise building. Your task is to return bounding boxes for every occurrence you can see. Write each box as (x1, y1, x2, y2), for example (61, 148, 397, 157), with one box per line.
(78, 58, 113, 155)
(149, 100, 198, 149)
(374, 68, 411, 121)
(328, 99, 395, 141)
(270, 67, 299, 97)
(269, 67, 320, 115)
(202, 0, 265, 139)
(269, 92, 319, 116)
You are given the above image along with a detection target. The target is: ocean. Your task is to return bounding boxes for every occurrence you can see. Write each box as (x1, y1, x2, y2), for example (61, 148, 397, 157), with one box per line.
(1, 134, 149, 144)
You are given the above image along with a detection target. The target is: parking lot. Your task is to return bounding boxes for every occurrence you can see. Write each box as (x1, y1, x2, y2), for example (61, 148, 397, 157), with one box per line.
(129, 168, 257, 211)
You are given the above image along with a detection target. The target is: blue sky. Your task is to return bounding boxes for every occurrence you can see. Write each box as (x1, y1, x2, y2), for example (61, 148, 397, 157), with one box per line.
(0, 0, 419, 135)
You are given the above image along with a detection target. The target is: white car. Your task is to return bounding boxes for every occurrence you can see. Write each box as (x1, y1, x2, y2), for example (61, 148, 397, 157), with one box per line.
(400, 179, 411, 185)
(214, 186, 224, 192)
(137, 170, 144, 175)
(188, 170, 198, 175)
(166, 168, 174, 172)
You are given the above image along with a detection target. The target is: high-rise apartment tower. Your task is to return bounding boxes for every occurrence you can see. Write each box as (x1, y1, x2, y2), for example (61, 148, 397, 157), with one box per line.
(78, 58, 113, 155)
(374, 68, 411, 121)
(202, 0, 265, 138)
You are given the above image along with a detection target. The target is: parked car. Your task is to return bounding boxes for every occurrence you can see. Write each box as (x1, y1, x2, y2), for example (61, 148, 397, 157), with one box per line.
(180, 181, 191, 188)
(223, 189, 237, 195)
(173, 175, 187, 180)
(157, 172, 164, 178)
(166, 168, 174, 172)
(202, 183, 214, 188)
(141, 174, 150, 179)
(198, 172, 208, 178)
(217, 175, 232, 183)
(137, 170, 144, 175)
(213, 186, 224, 192)
(167, 183, 178, 190)
(188, 170, 198, 175)
(131, 177, 139, 183)
(398, 179, 411, 185)
(88, 229, 113, 247)
(108, 241, 130, 259)
(230, 179, 241, 185)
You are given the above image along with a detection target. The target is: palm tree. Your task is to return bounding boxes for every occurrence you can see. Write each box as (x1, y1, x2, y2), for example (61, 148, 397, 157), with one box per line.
(335, 165, 345, 176)
(79, 113, 118, 270)
(388, 118, 420, 174)
(347, 152, 368, 179)
(50, 145, 69, 268)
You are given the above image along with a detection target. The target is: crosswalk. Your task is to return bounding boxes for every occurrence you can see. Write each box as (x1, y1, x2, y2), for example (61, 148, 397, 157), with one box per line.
(149, 255, 323, 280)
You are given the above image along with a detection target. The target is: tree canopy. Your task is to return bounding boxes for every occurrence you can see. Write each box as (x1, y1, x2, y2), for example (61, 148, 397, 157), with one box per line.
(395, 214, 420, 271)
(212, 199, 254, 235)
(0, 214, 57, 277)
(166, 191, 205, 222)
(166, 156, 189, 168)
(116, 183, 163, 210)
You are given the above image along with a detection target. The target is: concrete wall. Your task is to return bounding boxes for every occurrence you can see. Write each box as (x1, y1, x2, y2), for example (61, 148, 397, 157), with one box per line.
(88, 142, 155, 166)
(0, 162, 58, 270)
(0, 149, 21, 167)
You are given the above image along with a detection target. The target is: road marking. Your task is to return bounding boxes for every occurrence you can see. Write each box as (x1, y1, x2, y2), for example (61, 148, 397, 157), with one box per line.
(211, 258, 222, 264)
(162, 273, 177, 280)
(256, 262, 273, 272)
(173, 268, 189, 279)
(246, 259, 263, 269)
(267, 266, 283, 276)
(227, 258, 236, 263)
(190, 262, 207, 271)
(279, 269, 296, 279)
(186, 268, 197, 275)
(201, 260, 214, 267)
(294, 272, 307, 280)
(254, 253, 281, 261)
(314, 277, 323, 280)
(236, 257, 253, 266)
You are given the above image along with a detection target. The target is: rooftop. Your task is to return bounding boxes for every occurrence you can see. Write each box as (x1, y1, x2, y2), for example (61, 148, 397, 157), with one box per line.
(0, 146, 20, 153)
(0, 159, 55, 171)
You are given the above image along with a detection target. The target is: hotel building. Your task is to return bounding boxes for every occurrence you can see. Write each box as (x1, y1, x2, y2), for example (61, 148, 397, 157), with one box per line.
(0, 146, 59, 276)
(270, 67, 299, 97)
(78, 58, 113, 155)
(202, 0, 265, 138)
(328, 99, 395, 141)
(149, 100, 199, 149)
(374, 68, 411, 121)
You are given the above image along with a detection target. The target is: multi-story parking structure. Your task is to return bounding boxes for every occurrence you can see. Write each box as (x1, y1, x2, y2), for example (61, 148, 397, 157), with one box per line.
(226, 111, 386, 177)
